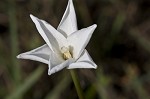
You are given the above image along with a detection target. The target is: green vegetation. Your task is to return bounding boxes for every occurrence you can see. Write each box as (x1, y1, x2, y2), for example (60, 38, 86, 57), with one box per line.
(0, 0, 150, 99)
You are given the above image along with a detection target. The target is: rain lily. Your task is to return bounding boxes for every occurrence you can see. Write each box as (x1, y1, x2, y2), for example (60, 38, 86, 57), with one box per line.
(17, 0, 97, 75)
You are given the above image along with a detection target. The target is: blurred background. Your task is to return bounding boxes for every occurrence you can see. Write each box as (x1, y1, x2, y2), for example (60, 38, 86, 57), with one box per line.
(0, 0, 150, 99)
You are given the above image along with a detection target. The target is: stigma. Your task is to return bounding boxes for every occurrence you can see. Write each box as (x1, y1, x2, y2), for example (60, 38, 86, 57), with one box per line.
(61, 46, 72, 60)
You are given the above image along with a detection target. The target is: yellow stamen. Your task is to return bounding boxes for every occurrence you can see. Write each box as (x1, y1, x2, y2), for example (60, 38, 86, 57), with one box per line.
(61, 46, 72, 60)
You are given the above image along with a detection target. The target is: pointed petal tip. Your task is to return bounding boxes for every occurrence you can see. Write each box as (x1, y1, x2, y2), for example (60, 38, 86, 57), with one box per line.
(17, 53, 24, 58)
(91, 24, 97, 29)
(86, 24, 97, 31)
(90, 64, 97, 69)
(30, 14, 34, 18)
(30, 14, 38, 22)
(48, 71, 55, 76)
(16, 53, 28, 59)
(48, 71, 51, 75)
(48, 69, 55, 76)
(94, 24, 97, 28)
(16, 54, 23, 59)
(16, 55, 21, 59)
(93, 64, 98, 69)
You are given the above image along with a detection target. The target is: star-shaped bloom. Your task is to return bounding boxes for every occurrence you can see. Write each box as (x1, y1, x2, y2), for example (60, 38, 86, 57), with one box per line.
(17, 0, 97, 75)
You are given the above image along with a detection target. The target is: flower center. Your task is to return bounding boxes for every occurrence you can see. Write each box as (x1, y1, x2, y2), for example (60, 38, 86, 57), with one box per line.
(61, 46, 72, 60)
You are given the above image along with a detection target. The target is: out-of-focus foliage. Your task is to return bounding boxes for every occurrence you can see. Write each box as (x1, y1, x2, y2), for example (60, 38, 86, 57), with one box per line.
(0, 0, 150, 99)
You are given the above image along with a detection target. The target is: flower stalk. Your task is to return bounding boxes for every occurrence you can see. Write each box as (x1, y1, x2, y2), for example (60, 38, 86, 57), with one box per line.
(70, 70, 84, 99)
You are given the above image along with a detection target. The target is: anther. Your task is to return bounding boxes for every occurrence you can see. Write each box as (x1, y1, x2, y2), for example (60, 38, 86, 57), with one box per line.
(61, 46, 72, 60)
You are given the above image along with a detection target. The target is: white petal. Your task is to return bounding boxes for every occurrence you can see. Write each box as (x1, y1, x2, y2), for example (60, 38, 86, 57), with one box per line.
(57, 0, 78, 37)
(17, 44, 51, 64)
(30, 14, 67, 53)
(48, 51, 74, 75)
(68, 50, 97, 69)
(67, 24, 97, 59)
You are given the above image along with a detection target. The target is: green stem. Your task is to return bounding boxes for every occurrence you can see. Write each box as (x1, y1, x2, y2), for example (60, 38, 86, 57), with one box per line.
(70, 70, 84, 99)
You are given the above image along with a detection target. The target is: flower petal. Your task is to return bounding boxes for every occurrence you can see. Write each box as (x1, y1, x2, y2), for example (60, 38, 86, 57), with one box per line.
(57, 0, 78, 37)
(17, 44, 51, 64)
(30, 14, 67, 53)
(67, 24, 97, 59)
(67, 50, 97, 69)
(48, 52, 74, 75)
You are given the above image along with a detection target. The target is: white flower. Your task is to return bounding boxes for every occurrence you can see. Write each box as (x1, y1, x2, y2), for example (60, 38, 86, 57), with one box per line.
(17, 0, 97, 75)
